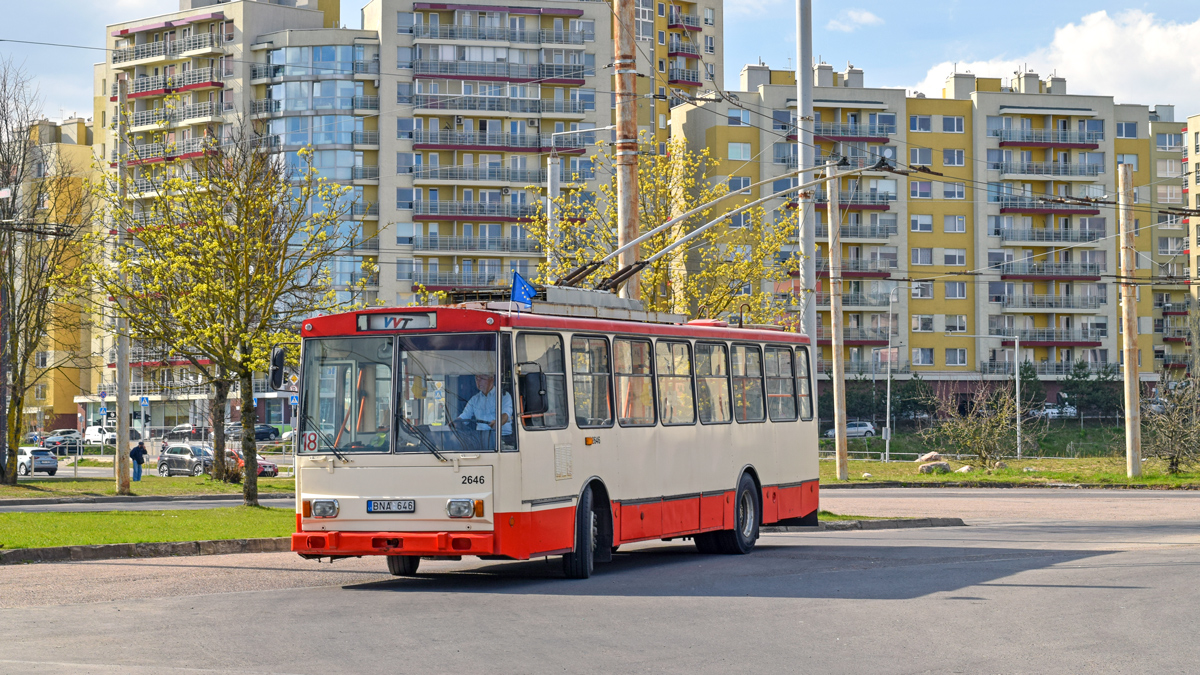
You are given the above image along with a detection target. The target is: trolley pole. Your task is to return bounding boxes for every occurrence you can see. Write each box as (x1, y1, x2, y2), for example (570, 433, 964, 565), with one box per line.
(115, 77, 131, 494)
(1118, 163, 1142, 476)
(613, 0, 640, 300)
(826, 160, 849, 480)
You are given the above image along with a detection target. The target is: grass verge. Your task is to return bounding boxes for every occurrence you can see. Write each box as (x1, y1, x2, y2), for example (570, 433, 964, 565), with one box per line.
(817, 510, 885, 521)
(0, 506, 295, 550)
(0, 476, 295, 500)
(821, 456, 1200, 486)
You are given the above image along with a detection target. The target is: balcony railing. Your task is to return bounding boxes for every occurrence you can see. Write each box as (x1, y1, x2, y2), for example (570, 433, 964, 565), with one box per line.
(353, 95, 380, 110)
(410, 165, 591, 183)
(1000, 295, 1103, 310)
(351, 202, 379, 217)
(814, 292, 893, 307)
(988, 328, 1105, 342)
(1158, 354, 1191, 366)
(1162, 327, 1191, 340)
(668, 67, 701, 84)
(815, 223, 898, 239)
(114, 70, 221, 96)
(414, 60, 540, 80)
(95, 381, 210, 397)
(991, 128, 1103, 144)
(353, 236, 380, 251)
(352, 165, 380, 180)
(773, 155, 799, 168)
(816, 359, 910, 375)
(813, 123, 896, 138)
(815, 327, 890, 341)
(112, 137, 212, 163)
(1000, 262, 1104, 277)
(412, 271, 505, 286)
(978, 361, 1016, 375)
(997, 195, 1101, 211)
(667, 41, 700, 56)
(353, 60, 380, 74)
(412, 94, 586, 115)
(999, 228, 1104, 243)
(251, 63, 285, 79)
(411, 24, 589, 45)
(112, 33, 221, 65)
(412, 236, 541, 253)
(667, 11, 702, 28)
(996, 161, 1103, 177)
(251, 99, 282, 115)
(813, 190, 893, 206)
(815, 258, 895, 273)
(411, 129, 588, 150)
(409, 201, 538, 218)
(353, 130, 380, 145)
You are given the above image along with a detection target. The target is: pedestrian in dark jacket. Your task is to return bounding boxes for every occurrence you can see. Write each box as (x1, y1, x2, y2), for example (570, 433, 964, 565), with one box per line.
(130, 442, 148, 481)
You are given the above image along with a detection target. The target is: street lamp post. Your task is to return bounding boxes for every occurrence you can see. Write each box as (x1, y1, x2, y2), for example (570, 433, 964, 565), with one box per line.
(950, 333, 1022, 460)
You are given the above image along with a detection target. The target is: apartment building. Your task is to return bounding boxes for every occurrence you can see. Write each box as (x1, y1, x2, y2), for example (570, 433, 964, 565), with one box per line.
(672, 63, 1183, 396)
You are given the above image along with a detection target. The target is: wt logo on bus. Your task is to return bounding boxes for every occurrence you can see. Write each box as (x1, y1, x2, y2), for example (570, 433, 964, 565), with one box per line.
(358, 312, 437, 331)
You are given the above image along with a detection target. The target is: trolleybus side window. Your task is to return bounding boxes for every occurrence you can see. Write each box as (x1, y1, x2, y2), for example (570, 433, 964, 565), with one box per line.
(731, 343, 766, 423)
(796, 346, 814, 421)
(695, 342, 732, 424)
(500, 332, 518, 450)
(571, 335, 614, 428)
(515, 333, 568, 429)
(613, 338, 656, 426)
(299, 336, 393, 454)
(394, 333, 503, 453)
(765, 346, 798, 422)
(655, 340, 696, 425)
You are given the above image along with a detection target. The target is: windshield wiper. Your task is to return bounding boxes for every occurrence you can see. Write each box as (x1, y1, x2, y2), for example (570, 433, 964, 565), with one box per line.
(299, 411, 350, 461)
(397, 416, 449, 463)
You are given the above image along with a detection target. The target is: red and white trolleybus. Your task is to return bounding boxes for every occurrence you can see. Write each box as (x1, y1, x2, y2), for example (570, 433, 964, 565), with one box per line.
(290, 291, 819, 578)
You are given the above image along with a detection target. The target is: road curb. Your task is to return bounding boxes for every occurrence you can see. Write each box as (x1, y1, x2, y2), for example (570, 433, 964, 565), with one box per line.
(763, 517, 965, 533)
(0, 537, 292, 565)
(0, 494, 294, 507)
(820, 481, 1200, 490)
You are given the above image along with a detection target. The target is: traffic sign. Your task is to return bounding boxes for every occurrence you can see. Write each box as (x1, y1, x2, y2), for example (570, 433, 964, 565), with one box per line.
(140, 396, 149, 407)
(288, 373, 299, 386)
(253, 397, 258, 407)
(98, 406, 107, 415)
(99, 391, 107, 400)
(289, 394, 299, 405)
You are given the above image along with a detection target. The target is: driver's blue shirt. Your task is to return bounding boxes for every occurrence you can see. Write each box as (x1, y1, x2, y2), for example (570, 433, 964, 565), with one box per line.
(459, 387, 513, 435)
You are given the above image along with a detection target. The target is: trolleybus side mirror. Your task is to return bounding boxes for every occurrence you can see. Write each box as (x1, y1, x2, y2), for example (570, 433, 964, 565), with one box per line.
(268, 347, 287, 390)
(519, 371, 548, 416)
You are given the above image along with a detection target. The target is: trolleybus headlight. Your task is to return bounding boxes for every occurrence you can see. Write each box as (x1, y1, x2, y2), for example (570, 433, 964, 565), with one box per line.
(311, 499, 339, 518)
(446, 499, 474, 518)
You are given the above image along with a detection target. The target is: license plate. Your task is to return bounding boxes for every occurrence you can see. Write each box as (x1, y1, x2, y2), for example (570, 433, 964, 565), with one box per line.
(367, 499, 415, 514)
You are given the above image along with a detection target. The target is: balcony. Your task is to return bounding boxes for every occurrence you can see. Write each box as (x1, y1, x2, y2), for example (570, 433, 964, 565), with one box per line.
(411, 165, 590, 183)
(412, 270, 505, 287)
(353, 95, 380, 110)
(354, 60, 380, 75)
(773, 155, 799, 169)
(411, 94, 586, 116)
(814, 292, 892, 308)
(353, 236, 380, 252)
(1157, 354, 1191, 368)
(815, 327, 890, 344)
(814, 257, 894, 277)
(998, 227, 1104, 243)
(996, 161, 1103, 178)
(411, 129, 587, 152)
(251, 63, 285, 80)
(813, 123, 894, 143)
(409, 201, 538, 221)
(112, 33, 222, 65)
(1161, 301, 1191, 315)
(999, 262, 1103, 280)
(351, 202, 379, 218)
(352, 165, 380, 180)
(667, 40, 700, 57)
(411, 24, 588, 45)
(997, 195, 1100, 215)
(1162, 327, 1191, 342)
(1156, 266, 1191, 284)
(667, 67, 701, 86)
(989, 328, 1105, 345)
(353, 130, 380, 146)
(816, 359, 910, 376)
(412, 236, 541, 253)
(250, 99, 282, 115)
(813, 190, 892, 210)
(413, 60, 539, 81)
(95, 381, 210, 397)
(991, 128, 1102, 148)
(112, 137, 213, 165)
(978, 361, 1016, 375)
(815, 223, 898, 240)
(999, 294, 1103, 311)
(667, 11, 702, 29)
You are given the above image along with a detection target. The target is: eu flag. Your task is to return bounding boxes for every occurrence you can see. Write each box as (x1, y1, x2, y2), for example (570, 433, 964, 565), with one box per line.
(511, 270, 536, 310)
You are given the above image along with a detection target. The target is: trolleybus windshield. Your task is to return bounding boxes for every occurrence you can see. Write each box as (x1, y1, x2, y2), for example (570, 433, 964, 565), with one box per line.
(299, 336, 394, 454)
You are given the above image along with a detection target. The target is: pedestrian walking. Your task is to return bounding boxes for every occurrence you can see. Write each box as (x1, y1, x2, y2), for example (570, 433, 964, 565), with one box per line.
(130, 441, 148, 481)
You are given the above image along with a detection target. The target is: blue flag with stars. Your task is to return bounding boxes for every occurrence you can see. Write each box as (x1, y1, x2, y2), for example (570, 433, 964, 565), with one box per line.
(511, 270, 536, 310)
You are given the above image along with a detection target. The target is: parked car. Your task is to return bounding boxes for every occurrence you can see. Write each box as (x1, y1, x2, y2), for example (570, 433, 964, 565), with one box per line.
(44, 429, 83, 455)
(225, 449, 279, 477)
(157, 444, 214, 476)
(281, 429, 296, 442)
(1143, 398, 1168, 415)
(1032, 403, 1079, 419)
(23, 431, 45, 445)
(17, 447, 58, 476)
(225, 424, 281, 442)
(824, 421, 876, 438)
(165, 424, 210, 442)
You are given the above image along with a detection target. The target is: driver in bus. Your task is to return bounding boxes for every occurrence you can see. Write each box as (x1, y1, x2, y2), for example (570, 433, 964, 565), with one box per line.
(456, 374, 513, 436)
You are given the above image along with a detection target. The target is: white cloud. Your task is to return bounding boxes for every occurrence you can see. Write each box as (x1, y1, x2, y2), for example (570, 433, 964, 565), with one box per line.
(909, 10, 1200, 114)
(827, 9, 884, 33)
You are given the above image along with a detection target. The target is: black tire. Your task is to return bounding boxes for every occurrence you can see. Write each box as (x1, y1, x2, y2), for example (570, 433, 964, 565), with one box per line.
(159, 463, 170, 477)
(386, 555, 421, 576)
(693, 532, 721, 554)
(562, 486, 596, 579)
(713, 473, 760, 555)
(18, 463, 29, 476)
(864, 432, 874, 437)
(192, 463, 204, 476)
(46, 470, 56, 476)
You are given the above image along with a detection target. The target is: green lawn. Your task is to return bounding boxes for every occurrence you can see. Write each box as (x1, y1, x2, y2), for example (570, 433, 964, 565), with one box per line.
(0, 475, 294, 500)
(820, 456, 1200, 486)
(817, 510, 885, 521)
(820, 421, 1127, 460)
(0, 507, 295, 549)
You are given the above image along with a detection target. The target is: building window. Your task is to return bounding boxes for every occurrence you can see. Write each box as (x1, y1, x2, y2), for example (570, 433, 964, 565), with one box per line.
(728, 109, 749, 126)
(772, 110, 794, 131)
(35, 351, 49, 368)
(1116, 122, 1137, 138)
(943, 182, 965, 199)
(397, 82, 413, 104)
(1157, 133, 1183, 151)
(397, 12, 415, 33)
(945, 348, 968, 366)
(704, 36, 715, 54)
(1158, 185, 1183, 204)
(945, 315, 967, 333)
(397, 187, 415, 209)
(909, 115, 931, 132)
(910, 181, 931, 199)
(34, 384, 47, 400)
(635, 0, 653, 41)
(658, 59, 665, 73)
(945, 281, 967, 299)
(911, 248, 933, 265)
(943, 148, 964, 166)
(704, 7, 715, 25)
(912, 315, 933, 332)
(1116, 154, 1139, 171)
(728, 143, 752, 160)
(728, 176, 751, 194)
(912, 348, 934, 366)
(1155, 158, 1180, 177)
(396, 259, 414, 281)
(705, 63, 715, 80)
(942, 116, 964, 133)
(909, 147, 932, 165)
(397, 47, 413, 69)
(395, 222, 414, 245)
(658, 30, 666, 45)
(912, 281, 933, 299)
(910, 214, 932, 232)
(659, 113, 666, 130)
(944, 215, 965, 233)
(658, 2, 665, 16)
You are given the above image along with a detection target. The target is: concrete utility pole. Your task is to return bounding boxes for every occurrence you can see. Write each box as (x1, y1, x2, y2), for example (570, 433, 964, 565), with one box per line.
(1118, 163, 1142, 477)
(826, 160, 849, 480)
(796, 0, 816, 341)
(115, 77, 131, 494)
(546, 148, 560, 274)
(613, 0, 640, 300)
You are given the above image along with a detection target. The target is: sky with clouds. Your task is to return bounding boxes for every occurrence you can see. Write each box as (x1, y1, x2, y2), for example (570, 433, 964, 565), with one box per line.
(4, 1, 1200, 121)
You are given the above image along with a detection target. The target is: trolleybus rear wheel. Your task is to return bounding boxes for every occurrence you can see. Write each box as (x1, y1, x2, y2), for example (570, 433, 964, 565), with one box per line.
(386, 554, 421, 576)
(713, 473, 760, 554)
(562, 486, 596, 579)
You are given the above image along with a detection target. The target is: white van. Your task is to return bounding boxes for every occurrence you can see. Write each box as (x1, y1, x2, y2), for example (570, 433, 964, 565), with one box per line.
(84, 425, 114, 445)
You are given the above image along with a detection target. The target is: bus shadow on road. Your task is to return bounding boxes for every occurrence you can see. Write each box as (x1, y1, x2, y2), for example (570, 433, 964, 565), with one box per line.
(342, 541, 1124, 599)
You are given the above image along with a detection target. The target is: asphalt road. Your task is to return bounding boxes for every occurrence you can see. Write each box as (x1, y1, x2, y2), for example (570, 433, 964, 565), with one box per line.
(3, 491, 1200, 673)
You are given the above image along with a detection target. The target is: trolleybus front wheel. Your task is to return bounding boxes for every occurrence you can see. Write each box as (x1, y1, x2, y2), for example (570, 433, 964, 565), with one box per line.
(386, 554, 421, 576)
